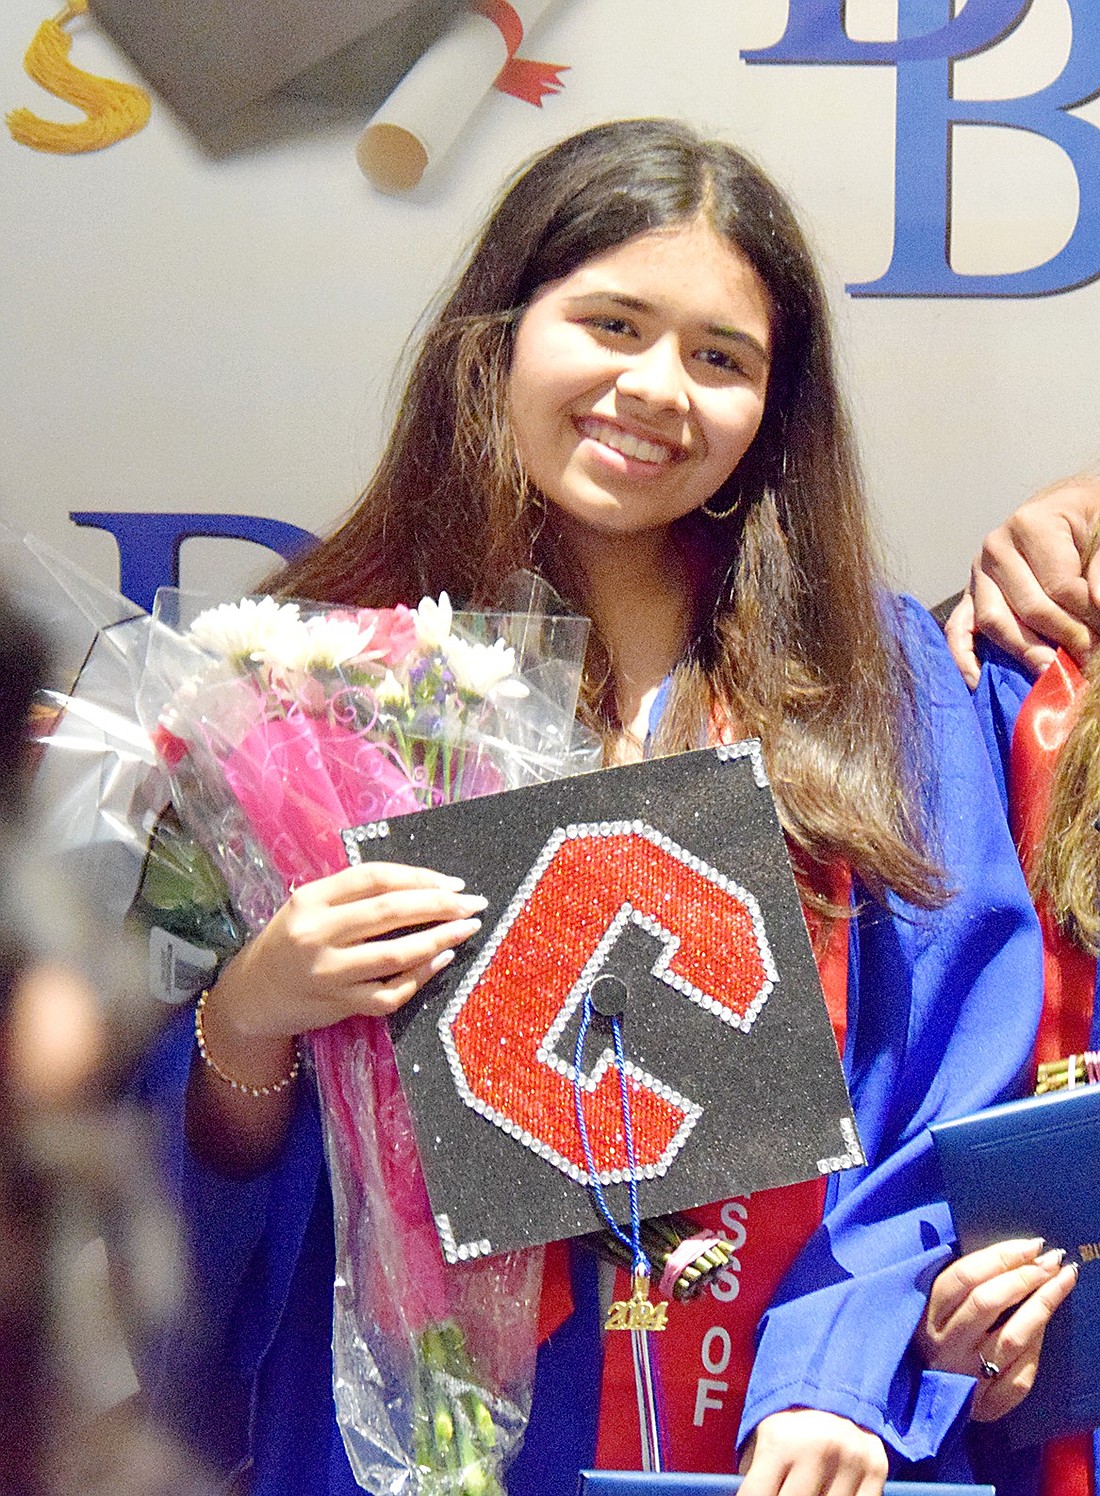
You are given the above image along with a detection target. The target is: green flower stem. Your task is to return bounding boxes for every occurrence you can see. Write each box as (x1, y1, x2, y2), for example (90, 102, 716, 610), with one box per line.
(392, 721, 414, 780)
(422, 740, 439, 806)
(646, 1216, 683, 1252)
(456, 1422, 487, 1495)
(413, 1323, 503, 1493)
(422, 1325, 447, 1371)
(442, 740, 454, 802)
(413, 1402, 434, 1473)
(466, 1395, 497, 1451)
(433, 1400, 455, 1458)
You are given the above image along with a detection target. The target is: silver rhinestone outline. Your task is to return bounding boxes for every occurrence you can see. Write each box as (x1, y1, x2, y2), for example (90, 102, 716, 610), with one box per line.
(342, 820, 391, 864)
(435, 1212, 459, 1264)
(817, 1115, 866, 1174)
(714, 738, 769, 788)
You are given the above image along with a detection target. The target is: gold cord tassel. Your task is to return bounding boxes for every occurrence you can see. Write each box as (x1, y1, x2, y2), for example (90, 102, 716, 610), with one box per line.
(7, 0, 151, 154)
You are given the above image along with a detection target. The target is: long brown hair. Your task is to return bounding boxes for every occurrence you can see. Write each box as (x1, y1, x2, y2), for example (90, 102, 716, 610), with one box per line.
(272, 119, 944, 909)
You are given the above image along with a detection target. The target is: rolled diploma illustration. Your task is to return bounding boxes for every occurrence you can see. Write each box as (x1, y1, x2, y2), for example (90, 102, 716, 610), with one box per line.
(357, 0, 562, 192)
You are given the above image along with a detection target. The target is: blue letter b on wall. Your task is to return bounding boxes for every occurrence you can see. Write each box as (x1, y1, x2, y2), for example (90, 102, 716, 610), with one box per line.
(745, 0, 1100, 299)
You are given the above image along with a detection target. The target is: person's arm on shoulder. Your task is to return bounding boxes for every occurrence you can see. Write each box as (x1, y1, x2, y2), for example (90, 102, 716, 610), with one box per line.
(920, 634, 1079, 1426)
(947, 475, 1100, 687)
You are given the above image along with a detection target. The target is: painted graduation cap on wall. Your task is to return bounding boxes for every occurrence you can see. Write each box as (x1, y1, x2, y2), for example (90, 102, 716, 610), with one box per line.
(343, 742, 863, 1262)
(87, 0, 466, 149)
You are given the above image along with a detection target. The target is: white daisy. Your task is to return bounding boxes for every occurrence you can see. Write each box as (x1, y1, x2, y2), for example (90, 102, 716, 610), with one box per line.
(413, 592, 454, 651)
(443, 635, 529, 700)
(188, 597, 306, 666)
(297, 613, 378, 670)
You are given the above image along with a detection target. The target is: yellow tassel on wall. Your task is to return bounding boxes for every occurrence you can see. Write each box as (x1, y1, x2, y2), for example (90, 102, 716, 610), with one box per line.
(7, 0, 151, 154)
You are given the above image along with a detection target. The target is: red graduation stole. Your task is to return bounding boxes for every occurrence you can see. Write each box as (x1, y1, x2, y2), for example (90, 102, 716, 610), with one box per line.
(592, 861, 852, 1472)
(1010, 650, 1095, 1496)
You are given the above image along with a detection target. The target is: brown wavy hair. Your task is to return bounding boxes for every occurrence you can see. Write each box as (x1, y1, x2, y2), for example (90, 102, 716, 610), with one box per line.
(271, 119, 945, 909)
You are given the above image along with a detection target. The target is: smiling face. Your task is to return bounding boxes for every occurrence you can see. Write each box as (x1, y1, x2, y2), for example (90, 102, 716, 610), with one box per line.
(507, 219, 773, 546)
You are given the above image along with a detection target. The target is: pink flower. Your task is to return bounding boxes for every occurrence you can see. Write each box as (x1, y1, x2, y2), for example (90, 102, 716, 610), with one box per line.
(222, 714, 421, 887)
(363, 605, 418, 668)
(152, 722, 188, 769)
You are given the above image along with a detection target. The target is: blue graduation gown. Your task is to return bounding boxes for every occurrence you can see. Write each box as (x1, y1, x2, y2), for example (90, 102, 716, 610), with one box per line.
(133, 596, 1043, 1493)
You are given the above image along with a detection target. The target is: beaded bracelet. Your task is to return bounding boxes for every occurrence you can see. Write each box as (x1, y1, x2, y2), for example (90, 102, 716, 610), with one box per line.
(194, 989, 301, 1098)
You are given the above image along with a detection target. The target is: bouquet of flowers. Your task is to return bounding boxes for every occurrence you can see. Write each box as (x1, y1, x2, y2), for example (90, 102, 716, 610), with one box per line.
(138, 585, 596, 1495)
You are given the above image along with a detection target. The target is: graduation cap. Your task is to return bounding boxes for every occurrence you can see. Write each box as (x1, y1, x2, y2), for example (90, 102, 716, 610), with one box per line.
(343, 742, 863, 1261)
(86, 0, 466, 150)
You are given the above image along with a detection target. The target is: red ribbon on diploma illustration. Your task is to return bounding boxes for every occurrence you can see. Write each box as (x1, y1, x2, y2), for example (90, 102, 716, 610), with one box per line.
(470, 0, 569, 104)
(357, 0, 572, 189)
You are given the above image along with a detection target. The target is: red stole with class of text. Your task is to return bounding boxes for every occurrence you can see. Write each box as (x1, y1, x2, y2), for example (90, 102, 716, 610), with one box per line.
(591, 861, 852, 1472)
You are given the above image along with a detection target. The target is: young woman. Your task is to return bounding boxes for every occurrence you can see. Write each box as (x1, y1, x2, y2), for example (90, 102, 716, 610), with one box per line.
(136, 119, 1044, 1495)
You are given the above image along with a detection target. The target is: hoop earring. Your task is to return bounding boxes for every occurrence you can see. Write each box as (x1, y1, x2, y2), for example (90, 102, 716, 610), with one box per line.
(700, 490, 743, 522)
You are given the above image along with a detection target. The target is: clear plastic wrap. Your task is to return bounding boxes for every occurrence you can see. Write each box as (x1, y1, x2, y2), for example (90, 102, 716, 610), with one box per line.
(318, 1016, 544, 1494)
(11, 543, 247, 1006)
(18, 539, 597, 1492)
(14, 535, 171, 941)
(135, 586, 596, 1494)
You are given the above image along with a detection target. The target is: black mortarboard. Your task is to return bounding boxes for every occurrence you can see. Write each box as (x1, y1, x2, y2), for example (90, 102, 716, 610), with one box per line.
(344, 742, 862, 1261)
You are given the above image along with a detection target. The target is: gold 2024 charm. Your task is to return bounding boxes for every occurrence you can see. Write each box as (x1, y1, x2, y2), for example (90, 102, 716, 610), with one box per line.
(604, 1272, 668, 1332)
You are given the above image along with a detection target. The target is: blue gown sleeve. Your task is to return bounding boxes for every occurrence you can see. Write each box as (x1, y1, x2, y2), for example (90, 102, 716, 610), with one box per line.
(737, 596, 1044, 1466)
(130, 1007, 326, 1476)
(969, 641, 1033, 815)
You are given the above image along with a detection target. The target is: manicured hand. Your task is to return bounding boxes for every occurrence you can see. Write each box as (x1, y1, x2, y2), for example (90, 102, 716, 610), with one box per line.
(916, 1237, 1078, 1421)
(212, 861, 487, 1045)
(188, 862, 488, 1173)
(737, 1409, 888, 1496)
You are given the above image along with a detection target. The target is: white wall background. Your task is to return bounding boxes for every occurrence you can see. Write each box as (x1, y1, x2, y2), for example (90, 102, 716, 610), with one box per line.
(2, 0, 1098, 609)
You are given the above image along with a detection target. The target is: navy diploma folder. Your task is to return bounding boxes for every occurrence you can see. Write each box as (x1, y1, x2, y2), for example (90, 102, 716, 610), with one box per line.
(932, 1082, 1100, 1447)
(579, 1476, 993, 1494)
